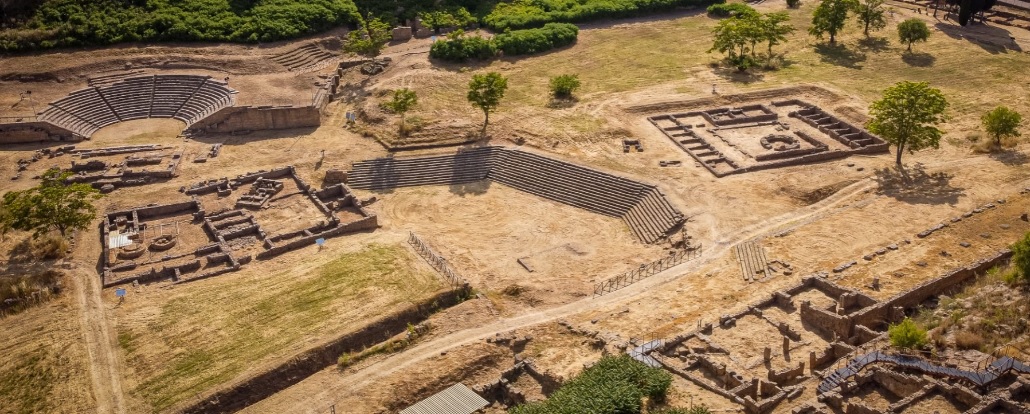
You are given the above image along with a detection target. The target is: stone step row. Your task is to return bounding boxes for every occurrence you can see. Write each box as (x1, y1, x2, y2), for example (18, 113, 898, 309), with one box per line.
(488, 151, 641, 217)
(348, 147, 684, 243)
(39, 75, 234, 136)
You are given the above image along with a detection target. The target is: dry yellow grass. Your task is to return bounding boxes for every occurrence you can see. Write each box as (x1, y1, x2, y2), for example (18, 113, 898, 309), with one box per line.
(0, 276, 96, 414)
(113, 243, 443, 411)
(378, 3, 1029, 147)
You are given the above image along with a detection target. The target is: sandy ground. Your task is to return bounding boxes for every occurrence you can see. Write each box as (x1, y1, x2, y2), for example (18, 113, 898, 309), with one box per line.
(2, 2, 1030, 413)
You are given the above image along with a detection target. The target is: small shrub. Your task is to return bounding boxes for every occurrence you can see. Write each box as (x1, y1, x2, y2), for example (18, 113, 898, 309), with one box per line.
(707, 3, 758, 17)
(32, 233, 68, 260)
(549, 74, 581, 99)
(888, 318, 928, 350)
(337, 353, 352, 368)
(955, 330, 984, 350)
(1011, 231, 1030, 282)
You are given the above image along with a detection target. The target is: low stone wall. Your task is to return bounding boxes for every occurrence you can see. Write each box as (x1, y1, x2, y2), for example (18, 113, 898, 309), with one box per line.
(186, 105, 320, 135)
(800, 301, 852, 340)
(0, 121, 79, 143)
(256, 215, 378, 259)
(853, 250, 1012, 328)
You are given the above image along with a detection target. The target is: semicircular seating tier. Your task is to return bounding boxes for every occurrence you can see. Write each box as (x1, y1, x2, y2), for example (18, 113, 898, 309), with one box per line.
(347, 146, 686, 244)
(37, 75, 236, 138)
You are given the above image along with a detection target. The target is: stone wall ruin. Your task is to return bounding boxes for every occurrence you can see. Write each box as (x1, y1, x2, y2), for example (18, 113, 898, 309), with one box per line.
(100, 166, 378, 287)
(647, 99, 889, 178)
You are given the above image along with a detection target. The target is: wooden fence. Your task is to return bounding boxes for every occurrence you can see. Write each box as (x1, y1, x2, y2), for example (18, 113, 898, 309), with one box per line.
(593, 247, 702, 297)
(408, 232, 466, 288)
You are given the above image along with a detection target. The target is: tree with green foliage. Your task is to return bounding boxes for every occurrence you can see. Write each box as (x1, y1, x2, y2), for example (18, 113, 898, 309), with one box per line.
(810, 0, 857, 44)
(510, 354, 673, 414)
(853, 0, 887, 37)
(897, 18, 930, 52)
(866, 81, 949, 165)
(761, 12, 795, 61)
(467, 72, 508, 134)
(709, 13, 761, 71)
(981, 106, 1022, 148)
(384, 88, 418, 131)
(418, 7, 475, 32)
(344, 14, 391, 59)
(549, 74, 581, 99)
(1011, 231, 1030, 282)
(888, 318, 928, 350)
(0, 168, 103, 238)
(0, 0, 361, 51)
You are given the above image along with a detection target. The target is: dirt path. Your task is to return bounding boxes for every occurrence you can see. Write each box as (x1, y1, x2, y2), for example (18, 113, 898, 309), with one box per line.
(270, 174, 875, 412)
(72, 267, 127, 414)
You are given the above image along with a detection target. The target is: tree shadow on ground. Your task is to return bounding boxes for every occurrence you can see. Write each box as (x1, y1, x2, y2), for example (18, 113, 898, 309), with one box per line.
(872, 163, 964, 205)
(988, 149, 1030, 166)
(934, 21, 1023, 54)
(814, 43, 866, 69)
(7, 238, 34, 264)
(711, 64, 765, 84)
(856, 36, 891, 52)
(449, 140, 494, 196)
(901, 51, 937, 67)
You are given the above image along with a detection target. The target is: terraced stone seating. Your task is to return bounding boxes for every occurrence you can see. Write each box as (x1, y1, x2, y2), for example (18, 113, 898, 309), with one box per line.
(348, 147, 684, 243)
(347, 146, 499, 190)
(37, 75, 236, 138)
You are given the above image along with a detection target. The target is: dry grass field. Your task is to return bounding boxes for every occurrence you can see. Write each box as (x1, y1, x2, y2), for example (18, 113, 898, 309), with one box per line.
(112, 242, 443, 411)
(1, 0, 1030, 413)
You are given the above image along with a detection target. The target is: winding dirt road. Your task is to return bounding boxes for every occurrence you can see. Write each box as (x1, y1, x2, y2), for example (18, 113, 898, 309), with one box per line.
(72, 266, 127, 414)
(273, 178, 878, 412)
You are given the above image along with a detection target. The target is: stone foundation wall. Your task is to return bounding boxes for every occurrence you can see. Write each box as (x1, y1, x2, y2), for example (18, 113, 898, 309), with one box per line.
(800, 300, 852, 339)
(0, 121, 78, 144)
(186, 105, 320, 135)
(853, 250, 1012, 327)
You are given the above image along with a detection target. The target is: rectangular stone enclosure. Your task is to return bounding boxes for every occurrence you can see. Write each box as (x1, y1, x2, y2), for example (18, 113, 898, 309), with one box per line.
(647, 100, 889, 177)
(100, 165, 378, 287)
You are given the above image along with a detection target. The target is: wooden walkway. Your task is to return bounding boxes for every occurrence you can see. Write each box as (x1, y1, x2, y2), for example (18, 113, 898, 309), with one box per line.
(735, 240, 768, 282)
(818, 351, 1030, 394)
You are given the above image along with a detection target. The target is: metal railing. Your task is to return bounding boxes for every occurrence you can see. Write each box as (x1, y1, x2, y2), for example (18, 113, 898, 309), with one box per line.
(407, 232, 465, 288)
(593, 246, 702, 297)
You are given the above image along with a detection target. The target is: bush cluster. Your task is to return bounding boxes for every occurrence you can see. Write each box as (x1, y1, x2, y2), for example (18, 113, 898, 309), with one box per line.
(430, 23, 578, 62)
(494, 22, 578, 55)
(0, 0, 360, 52)
(429, 30, 498, 62)
(888, 318, 928, 350)
(706, 3, 757, 17)
(510, 354, 672, 414)
(484, 0, 725, 32)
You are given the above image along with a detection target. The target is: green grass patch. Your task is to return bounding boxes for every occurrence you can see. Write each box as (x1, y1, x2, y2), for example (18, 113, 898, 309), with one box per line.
(0, 348, 57, 414)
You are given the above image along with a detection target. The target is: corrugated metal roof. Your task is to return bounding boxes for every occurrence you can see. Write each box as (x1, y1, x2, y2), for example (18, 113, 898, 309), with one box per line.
(399, 383, 489, 414)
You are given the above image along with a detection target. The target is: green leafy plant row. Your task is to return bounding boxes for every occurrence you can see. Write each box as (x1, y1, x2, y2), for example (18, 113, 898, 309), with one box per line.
(0, 0, 360, 52)
(485, 0, 725, 32)
(429, 23, 578, 62)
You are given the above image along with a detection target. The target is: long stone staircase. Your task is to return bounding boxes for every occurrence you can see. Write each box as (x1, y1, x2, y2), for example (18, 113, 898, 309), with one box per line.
(348, 147, 684, 244)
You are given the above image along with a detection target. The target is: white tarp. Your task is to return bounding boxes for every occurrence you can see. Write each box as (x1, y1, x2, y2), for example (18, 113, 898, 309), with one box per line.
(108, 232, 133, 249)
